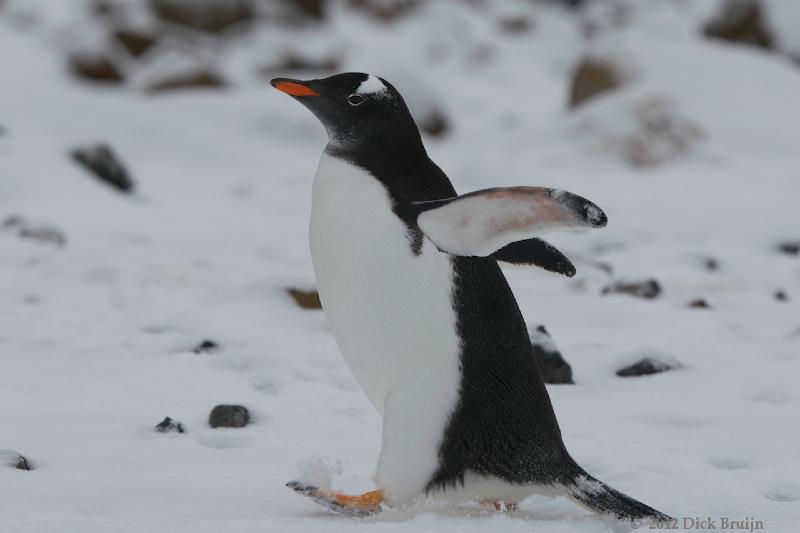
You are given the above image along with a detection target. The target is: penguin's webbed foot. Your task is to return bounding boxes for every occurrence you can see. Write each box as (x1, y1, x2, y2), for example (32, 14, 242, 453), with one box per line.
(286, 480, 384, 517)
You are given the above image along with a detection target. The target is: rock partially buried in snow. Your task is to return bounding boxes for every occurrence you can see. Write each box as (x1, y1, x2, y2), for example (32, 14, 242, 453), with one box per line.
(192, 339, 220, 354)
(0, 450, 32, 470)
(209, 404, 250, 428)
(601, 279, 661, 300)
(2, 215, 67, 247)
(529, 325, 574, 384)
(703, 0, 774, 51)
(569, 57, 622, 109)
(688, 298, 712, 309)
(155, 416, 185, 433)
(69, 53, 125, 84)
(113, 28, 159, 57)
(149, 0, 257, 34)
(777, 241, 800, 256)
(146, 70, 227, 93)
(617, 355, 681, 378)
(287, 288, 322, 310)
(71, 144, 135, 193)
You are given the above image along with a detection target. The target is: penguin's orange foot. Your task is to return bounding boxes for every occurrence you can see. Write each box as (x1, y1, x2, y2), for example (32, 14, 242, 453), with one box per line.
(286, 481, 384, 517)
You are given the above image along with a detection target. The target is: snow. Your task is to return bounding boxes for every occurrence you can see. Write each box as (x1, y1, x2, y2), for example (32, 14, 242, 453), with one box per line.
(1, 1, 799, 532)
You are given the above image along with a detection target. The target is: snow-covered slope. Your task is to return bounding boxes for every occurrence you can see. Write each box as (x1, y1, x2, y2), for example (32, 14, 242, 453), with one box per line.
(1, 1, 798, 532)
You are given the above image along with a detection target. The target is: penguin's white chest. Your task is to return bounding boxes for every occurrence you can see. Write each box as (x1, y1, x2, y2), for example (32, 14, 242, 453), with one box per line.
(309, 153, 462, 420)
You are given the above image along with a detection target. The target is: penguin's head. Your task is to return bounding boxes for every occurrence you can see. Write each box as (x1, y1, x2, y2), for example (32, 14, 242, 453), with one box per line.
(270, 72, 422, 155)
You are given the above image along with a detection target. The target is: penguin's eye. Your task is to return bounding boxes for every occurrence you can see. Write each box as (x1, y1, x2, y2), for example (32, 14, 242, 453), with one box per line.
(347, 94, 365, 106)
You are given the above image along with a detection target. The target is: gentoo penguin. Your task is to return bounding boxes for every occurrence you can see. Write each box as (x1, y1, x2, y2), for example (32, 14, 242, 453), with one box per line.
(271, 73, 669, 522)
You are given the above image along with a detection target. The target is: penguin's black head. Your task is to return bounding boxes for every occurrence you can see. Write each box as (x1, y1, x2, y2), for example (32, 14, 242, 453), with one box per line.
(270, 72, 423, 157)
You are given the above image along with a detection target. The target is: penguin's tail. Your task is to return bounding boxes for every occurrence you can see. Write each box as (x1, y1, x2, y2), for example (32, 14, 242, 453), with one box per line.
(562, 468, 671, 523)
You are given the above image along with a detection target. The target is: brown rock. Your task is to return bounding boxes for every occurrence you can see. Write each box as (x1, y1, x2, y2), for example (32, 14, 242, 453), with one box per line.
(114, 28, 159, 57)
(69, 53, 124, 84)
(703, 0, 774, 50)
(149, 0, 256, 34)
(417, 108, 449, 138)
(146, 70, 227, 93)
(348, 0, 420, 24)
(688, 298, 711, 309)
(287, 288, 322, 310)
(569, 57, 621, 109)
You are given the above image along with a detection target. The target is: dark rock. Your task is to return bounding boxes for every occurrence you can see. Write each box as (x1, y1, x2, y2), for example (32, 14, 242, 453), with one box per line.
(287, 288, 322, 310)
(529, 325, 574, 385)
(283, 0, 325, 20)
(499, 16, 532, 35)
(2, 215, 66, 247)
(617, 356, 680, 378)
(704, 257, 720, 271)
(114, 28, 159, 57)
(0, 450, 31, 470)
(601, 278, 661, 300)
(192, 339, 220, 354)
(155, 416, 185, 433)
(569, 57, 621, 109)
(69, 53, 125, 84)
(774, 290, 789, 302)
(209, 404, 250, 428)
(688, 298, 712, 309)
(703, 0, 774, 50)
(71, 143, 135, 193)
(417, 108, 449, 138)
(149, 0, 257, 34)
(146, 70, 227, 93)
(777, 241, 800, 256)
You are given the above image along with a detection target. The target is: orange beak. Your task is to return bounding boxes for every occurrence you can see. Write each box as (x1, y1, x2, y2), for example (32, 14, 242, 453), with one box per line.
(270, 79, 319, 97)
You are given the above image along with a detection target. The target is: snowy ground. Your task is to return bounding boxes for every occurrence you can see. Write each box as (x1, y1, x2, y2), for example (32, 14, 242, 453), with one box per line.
(1, 1, 799, 532)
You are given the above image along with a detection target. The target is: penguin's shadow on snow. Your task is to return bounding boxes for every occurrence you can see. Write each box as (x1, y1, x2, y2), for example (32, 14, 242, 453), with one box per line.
(298, 504, 628, 531)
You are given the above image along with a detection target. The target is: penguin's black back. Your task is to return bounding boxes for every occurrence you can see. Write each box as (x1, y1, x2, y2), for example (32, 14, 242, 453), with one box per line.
(331, 144, 576, 490)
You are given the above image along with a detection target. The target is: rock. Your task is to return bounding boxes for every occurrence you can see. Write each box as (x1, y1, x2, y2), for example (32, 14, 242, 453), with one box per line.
(209, 404, 250, 428)
(348, 0, 420, 24)
(568, 57, 622, 109)
(703, 257, 720, 272)
(149, 0, 257, 34)
(259, 52, 341, 77)
(529, 325, 574, 385)
(417, 108, 449, 138)
(146, 70, 227, 93)
(287, 288, 322, 310)
(774, 290, 788, 302)
(617, 356, 680, 378)
(114, 28, 159, 57)
(71, 143, 135, 193)
(155, 416, 185, 433)
(777, 241, 800, 256)
(69, 53, 125, 84)
(283, 0, 325, 20)
(0, 450, 31, 470)
(703, 0, 774, 50)
(499, 16, 532, 35)
(192, 339, 220, 354)
(688, 298, 712, 309)
(2, 215, 67, 247)
(624, 97, 704, 167)
(601, 279, 661, 300)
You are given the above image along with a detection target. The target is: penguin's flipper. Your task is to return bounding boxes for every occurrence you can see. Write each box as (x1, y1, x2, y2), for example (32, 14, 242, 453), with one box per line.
(407, 186, 607, 257)
(491, 238, 577, 277)
(286, 481, 384, 517)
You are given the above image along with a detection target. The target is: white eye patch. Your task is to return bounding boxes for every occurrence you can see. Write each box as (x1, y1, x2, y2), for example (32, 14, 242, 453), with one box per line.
(356, 75, 387, 95)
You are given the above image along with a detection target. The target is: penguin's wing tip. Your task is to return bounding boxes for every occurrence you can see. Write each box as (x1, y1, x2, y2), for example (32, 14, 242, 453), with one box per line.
(411, 186, 607, 258)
